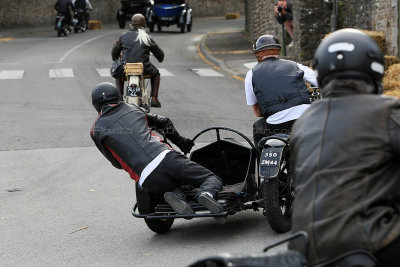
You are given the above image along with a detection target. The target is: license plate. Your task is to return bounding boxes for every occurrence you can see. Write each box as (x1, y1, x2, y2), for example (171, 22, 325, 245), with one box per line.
(259, 147, 283, 179)
(127, 84, 142, 97)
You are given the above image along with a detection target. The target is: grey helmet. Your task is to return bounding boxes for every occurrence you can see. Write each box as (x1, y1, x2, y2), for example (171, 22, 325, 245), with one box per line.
(312, 28, 385, 94)
(253, 34, 281, 53)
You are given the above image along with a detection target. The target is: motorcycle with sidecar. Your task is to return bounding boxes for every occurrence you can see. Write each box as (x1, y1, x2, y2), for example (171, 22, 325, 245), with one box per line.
(147, 0, 192, 33)
(116, 0, 153, 29)
(132, 126, 295, 234)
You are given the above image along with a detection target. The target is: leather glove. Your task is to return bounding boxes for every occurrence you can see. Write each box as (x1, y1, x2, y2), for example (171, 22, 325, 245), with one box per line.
(177, 138, 195, 153)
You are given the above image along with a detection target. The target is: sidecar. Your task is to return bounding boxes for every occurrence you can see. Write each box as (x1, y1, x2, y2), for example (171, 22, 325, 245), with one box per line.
(132, 127, 259, 233)
(132, 127, 296, 234)
(116, 0, 153, 29)
(147, 0, 193, 33)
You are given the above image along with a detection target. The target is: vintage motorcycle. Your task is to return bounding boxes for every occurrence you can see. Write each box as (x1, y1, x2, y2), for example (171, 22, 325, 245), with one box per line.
(55, 13, 69, 37)
(72, 8, 89, 33)
(123, 63, 151, 112)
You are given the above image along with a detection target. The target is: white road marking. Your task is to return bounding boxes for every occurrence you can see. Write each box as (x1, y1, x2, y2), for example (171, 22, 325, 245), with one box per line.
(0, 70, 24, 79)
(244, 62, 257, 69)
(96, 68, 111, 77)
(49, 68, 74, 78)
(192, 35, 204, 42)
(191, 68, 224, 77)
(159, 68, 174, 76)
(0, 63, 19, 66)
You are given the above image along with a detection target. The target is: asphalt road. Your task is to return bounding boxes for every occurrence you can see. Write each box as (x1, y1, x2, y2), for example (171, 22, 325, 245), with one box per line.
(0, 17, 287, 266)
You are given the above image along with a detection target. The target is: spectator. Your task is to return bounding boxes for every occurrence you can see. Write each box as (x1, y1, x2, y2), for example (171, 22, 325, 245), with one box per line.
(274, 0, 294, 40)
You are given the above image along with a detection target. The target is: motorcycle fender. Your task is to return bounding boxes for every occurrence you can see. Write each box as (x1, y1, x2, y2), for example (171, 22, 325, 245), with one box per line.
(259, 146, 285, 180)
(186, 9, 192, 25)
(179, 9, 186, 24)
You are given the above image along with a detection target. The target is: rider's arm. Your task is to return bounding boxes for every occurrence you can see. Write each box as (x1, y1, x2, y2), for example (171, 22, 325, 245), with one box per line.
(146, 112, 194, 153)
(86, 0, 93, 10)
(297, 63, 318, 87)
(149, 38, 165, 63)
(111, 40, 122, 61)
(245, 69, 263, 117)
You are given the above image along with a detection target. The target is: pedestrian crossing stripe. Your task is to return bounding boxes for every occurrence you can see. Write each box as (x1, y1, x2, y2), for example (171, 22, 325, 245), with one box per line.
(0, 70, 24, 79)
(0, 68, 225, 80)
(96, 68, 111, 77)
(191, 68, 224, 77)
(49, 68, 74, 78)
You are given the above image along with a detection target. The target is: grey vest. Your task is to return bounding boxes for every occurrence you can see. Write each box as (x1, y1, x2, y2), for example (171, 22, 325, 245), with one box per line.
(252, 58, 311, 118)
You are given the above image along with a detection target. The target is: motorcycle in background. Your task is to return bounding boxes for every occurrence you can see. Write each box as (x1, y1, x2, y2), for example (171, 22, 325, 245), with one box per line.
(72, 8, 88, 33)
(55, 13, 69, 37)
(123, 63, 151, 112)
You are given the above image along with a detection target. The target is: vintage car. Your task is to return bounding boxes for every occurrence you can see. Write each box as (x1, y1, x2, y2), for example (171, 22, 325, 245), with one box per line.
(116, 0, 153, 29)
(147, 0, 192, 33)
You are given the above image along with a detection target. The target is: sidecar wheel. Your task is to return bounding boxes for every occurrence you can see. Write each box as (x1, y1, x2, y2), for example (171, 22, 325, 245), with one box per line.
(136, 184, 174, 234)
(263, 152, 294, 233)
(144, 218, 174, 234)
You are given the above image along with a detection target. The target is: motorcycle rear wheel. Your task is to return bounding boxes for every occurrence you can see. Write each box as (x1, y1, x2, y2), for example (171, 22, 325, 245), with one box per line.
(263, 152, 294, 233)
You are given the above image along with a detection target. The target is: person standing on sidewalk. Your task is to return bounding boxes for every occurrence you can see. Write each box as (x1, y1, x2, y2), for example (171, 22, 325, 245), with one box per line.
(244, 34, 317, 147)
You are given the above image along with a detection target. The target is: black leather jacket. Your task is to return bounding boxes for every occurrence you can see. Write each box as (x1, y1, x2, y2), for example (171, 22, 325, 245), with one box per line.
(55, 0, 74, 14)
(289, 83, 400, 265)
(111, 28, 164, 73)
(90, 102, 190, 181)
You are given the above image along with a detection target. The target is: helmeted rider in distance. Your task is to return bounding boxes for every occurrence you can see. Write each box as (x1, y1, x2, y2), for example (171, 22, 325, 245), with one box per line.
(289, 29, 400, 267)
(244, 34, 318, 148)
(72, 0, 93, 23)
(112, 13, 164, 108)
(54, 0, 74, 31)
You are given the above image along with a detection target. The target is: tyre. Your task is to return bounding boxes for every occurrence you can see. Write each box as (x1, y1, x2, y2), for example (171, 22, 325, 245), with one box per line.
(149, 22, 155, 32)
(57, 28, 62, 37)
(180, 23, 185, 33)
(135, 184, 174, 234)
(157, 24, 162, 32)
(263, 149, 294, 233)
(118, 14, 126, 29)
(74, 27, 79, 33)
(187, 19, 192, 32)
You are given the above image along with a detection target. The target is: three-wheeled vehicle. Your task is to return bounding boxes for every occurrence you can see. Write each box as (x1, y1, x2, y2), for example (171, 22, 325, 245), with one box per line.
(147, 0, 192, 33)
(116, 0, 153, 29)
(132, 127, 295, 234)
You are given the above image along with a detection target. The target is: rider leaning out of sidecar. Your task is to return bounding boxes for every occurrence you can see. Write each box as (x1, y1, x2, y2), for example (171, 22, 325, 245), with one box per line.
(112, 13, 164, 108)
(244, 34, 318, 147)
(90, 82, 227, 224)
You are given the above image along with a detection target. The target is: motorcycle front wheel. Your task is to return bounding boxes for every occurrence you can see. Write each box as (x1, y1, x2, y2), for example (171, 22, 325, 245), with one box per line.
(263, 151, 294, 233)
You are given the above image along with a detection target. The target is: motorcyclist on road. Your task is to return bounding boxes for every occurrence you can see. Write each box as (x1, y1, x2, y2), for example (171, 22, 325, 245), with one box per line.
(289, 28, 400, 267)
(72, 0, 93, 23)
(90, 82, 226, 224)
(244, 34, 318, 148)
(112, 13, 164, 108)
(54, 0, 74, 31)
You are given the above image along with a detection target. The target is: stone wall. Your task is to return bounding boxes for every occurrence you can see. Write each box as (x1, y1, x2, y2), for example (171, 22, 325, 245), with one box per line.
(0, 0, 245, 29)
(245, 0, 399, 60)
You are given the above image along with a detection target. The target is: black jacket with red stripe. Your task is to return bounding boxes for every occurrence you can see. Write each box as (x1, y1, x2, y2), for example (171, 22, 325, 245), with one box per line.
(90, 102, 173, 181)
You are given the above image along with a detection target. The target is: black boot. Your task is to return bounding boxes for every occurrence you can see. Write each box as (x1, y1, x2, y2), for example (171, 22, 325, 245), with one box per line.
(164, 190, 194, 219)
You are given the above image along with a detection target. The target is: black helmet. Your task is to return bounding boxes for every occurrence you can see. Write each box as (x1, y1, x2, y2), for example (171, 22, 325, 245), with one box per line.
(253, 35, 281, 52)
(312, 28, 385, 94)
(131, 13, 146, 28)
(92, 82, 121, 113)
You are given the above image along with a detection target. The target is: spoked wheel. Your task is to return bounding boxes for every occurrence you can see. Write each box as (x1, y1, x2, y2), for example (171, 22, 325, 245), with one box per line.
(135, 184, 174, 234)
(118, 14, 126, 29)
(263, 149, 294, 233)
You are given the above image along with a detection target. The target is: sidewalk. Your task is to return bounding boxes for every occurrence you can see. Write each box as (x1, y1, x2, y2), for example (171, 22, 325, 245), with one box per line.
(200, 30, 256, 81)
